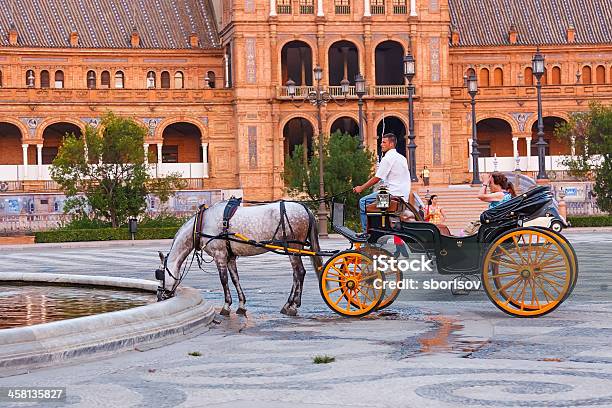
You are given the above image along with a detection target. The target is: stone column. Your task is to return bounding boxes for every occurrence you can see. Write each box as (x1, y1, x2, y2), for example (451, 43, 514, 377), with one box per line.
(317, 0, 324, 16)
(525, 136, 532, 171)
(512, 136, 519, 158)
(364, 0, 371, 16)
(22, 144, 29, 180)
(269, 0, 277, 16)
(36, 144, 43, 180)
(201, 143, 209, 178)
(144, 143, 149, 164)
(410, 0, 417, 16)
(157, 143, 163, 165)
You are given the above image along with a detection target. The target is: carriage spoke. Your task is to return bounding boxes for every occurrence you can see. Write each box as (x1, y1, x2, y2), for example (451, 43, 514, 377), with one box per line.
(504, 277, 523, 306)
(490, 258, 522, 270)
(356, 285, 374, 302)
(334, 288, 349, 306)
(529, 279, 540, 308)
(537, 275, 563, 294)
(534, 278, 556, 302)
(512, 236, 529, 264)
(519, 280, 527, 311)
(491, 270, 522, 278)
(325, 286, 343, 295)
(497, 246, 521, 267)
(495, 276, 522, 294)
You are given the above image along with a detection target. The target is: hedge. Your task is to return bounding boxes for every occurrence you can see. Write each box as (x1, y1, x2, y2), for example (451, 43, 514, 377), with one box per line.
(567, 215, 612, 227)
(35, 227, 180, 243)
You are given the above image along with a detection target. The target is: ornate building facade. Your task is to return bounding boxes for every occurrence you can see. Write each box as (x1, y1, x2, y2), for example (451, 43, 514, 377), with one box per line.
(1, 0, 611, 205)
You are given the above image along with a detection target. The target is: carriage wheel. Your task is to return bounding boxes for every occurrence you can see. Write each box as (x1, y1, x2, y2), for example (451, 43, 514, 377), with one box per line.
(492, 229, 578, 310)
(320, 250, 385, 317)
(482, 228, 572, 317)
(360, 245, 403, 311)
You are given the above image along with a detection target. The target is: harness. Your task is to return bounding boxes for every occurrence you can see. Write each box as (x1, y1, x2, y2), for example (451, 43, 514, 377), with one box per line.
(221, 197, 242, 257)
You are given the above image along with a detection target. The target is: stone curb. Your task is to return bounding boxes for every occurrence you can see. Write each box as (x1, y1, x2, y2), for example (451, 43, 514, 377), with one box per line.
(0, 273, 215, 373)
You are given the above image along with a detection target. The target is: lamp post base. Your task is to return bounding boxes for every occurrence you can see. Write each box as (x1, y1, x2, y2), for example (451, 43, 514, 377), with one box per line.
(317, 204, 328, 237)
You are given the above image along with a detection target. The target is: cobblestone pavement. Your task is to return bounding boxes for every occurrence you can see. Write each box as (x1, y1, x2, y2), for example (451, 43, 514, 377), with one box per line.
(0, 231, 611, 407)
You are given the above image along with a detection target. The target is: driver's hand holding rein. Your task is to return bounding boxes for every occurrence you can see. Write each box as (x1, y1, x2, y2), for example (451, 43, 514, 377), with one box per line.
(353, 133, 411, 233)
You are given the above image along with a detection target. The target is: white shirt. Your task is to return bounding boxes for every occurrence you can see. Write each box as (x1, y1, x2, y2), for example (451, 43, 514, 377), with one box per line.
(375, 148, 411, 200)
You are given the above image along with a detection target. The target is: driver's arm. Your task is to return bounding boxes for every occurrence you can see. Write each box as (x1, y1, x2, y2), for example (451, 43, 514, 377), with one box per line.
(353, 176, 381, 193)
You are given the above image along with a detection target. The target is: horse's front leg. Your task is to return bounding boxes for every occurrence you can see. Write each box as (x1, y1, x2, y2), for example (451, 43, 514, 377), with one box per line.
(228, 256, 247, 315)
(215, 257, 232, 316)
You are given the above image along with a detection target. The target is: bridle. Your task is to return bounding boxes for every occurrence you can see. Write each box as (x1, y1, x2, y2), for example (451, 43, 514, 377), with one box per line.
(156, 246, 201, 301)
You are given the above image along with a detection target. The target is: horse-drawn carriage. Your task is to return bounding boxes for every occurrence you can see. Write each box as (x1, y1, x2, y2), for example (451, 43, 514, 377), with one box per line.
(156, 184, 577, 319)
(320, 185, 578, 318)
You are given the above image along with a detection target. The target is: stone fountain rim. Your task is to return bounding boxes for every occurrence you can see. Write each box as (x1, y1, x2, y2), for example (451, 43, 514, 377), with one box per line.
(0, 272, 215, 374)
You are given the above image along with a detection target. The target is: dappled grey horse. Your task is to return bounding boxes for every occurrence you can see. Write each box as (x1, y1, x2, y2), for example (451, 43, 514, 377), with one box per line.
(156, 200, 322, 316)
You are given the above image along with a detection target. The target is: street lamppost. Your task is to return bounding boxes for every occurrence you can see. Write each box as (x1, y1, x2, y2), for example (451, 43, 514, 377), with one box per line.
(532, 48, 548, 180)
(403, 52, 418, 182)
(467, 74, 480, 185)
(355, 73, 367, 148)
(286, 66, 349, 236)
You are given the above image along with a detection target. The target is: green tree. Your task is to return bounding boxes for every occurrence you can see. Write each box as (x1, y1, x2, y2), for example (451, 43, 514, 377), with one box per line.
(283, 131, 376, 220)
(556, 102, 612, 212)
(50, 113, 186, 227)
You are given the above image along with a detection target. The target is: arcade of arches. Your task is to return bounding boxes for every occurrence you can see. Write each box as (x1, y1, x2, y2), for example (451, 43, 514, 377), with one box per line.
(475, 117, 570, 159)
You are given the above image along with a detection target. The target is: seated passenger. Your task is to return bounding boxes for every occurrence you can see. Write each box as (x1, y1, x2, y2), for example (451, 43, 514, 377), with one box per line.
(353, 133, 411, 234)
(462, 172, 516, 235)
(425, 194, 446, 224)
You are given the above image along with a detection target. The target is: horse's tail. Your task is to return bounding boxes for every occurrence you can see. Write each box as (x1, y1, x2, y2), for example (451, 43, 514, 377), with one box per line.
(307, 207, 324, 278)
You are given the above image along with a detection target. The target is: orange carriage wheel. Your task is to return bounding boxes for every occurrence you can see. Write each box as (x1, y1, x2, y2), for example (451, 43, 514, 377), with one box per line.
(482, 228, 572, 317)
(319, 251, 385, 317)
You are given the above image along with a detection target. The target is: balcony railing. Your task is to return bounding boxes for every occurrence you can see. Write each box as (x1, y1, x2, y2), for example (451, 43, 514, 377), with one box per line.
(335, 4, 350, 14)
(277, 84, 413, 99)
(371, 4, 385, 14)
(299, 4, 314, 13)
(277, 3, 292, 13)
(373, 85, 409, 96)
(0, 163, 209, 182)
(393, 4, 407, 13)
(451, 84, 612, 99)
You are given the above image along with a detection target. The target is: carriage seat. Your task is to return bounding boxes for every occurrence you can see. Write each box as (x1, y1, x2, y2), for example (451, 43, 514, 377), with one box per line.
(365, 194, 426, 222)
(480, 186, 552, 224)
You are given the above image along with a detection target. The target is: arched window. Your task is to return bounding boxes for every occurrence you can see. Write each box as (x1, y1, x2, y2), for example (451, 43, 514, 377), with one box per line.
(479, 68, 489, 87)
(0, 70, 3, 87)
(87, 70, 96, 89)
(206, 71, 216, 88)
(582, 66, 592, 84)
(524, 67, 533, 86)
(161, 71, 170, 88)
(40, 70, 50, 88)
(493, 67, 503, 86)
(114, 71, 124, 88)
(54, 70, 64, 88)
(101, 71, 111, 88)
(596, 65, 606, 84)
(147, 71, 156, 89)
(551, 66, 561, 85)
(174, 71, 184, 89)
(541, 68, 547, 85)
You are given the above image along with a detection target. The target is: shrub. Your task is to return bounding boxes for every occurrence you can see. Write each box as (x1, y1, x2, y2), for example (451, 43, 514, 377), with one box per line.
(312, 355, 335, 364)
(567, 215, 612, 227)
(35, 227, 179, 243)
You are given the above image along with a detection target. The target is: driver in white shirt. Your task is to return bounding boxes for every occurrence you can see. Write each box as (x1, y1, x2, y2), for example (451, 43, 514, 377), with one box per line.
(353, 133, 411, 233)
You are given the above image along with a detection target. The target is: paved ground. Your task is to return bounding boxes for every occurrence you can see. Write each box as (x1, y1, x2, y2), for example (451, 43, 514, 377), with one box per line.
(0, 231, 611, 407)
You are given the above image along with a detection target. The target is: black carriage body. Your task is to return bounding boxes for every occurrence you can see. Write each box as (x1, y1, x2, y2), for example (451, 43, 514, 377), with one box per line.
(364, 186, 555, 275)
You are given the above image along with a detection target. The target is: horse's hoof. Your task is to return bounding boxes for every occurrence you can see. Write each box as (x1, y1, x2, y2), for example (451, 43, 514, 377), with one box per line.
(220, 308, 230, 316)
(236, 307, 247, 316)
(281, 305, 298, 316)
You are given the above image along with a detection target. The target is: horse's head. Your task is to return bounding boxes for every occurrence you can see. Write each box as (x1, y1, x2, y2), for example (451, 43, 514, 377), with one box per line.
(155, 251, 179, 301)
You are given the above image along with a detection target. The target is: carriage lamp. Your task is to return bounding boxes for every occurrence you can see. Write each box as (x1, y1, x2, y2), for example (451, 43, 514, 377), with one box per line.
(286, 78, 296, 97)
(376, 188, 391, 210)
